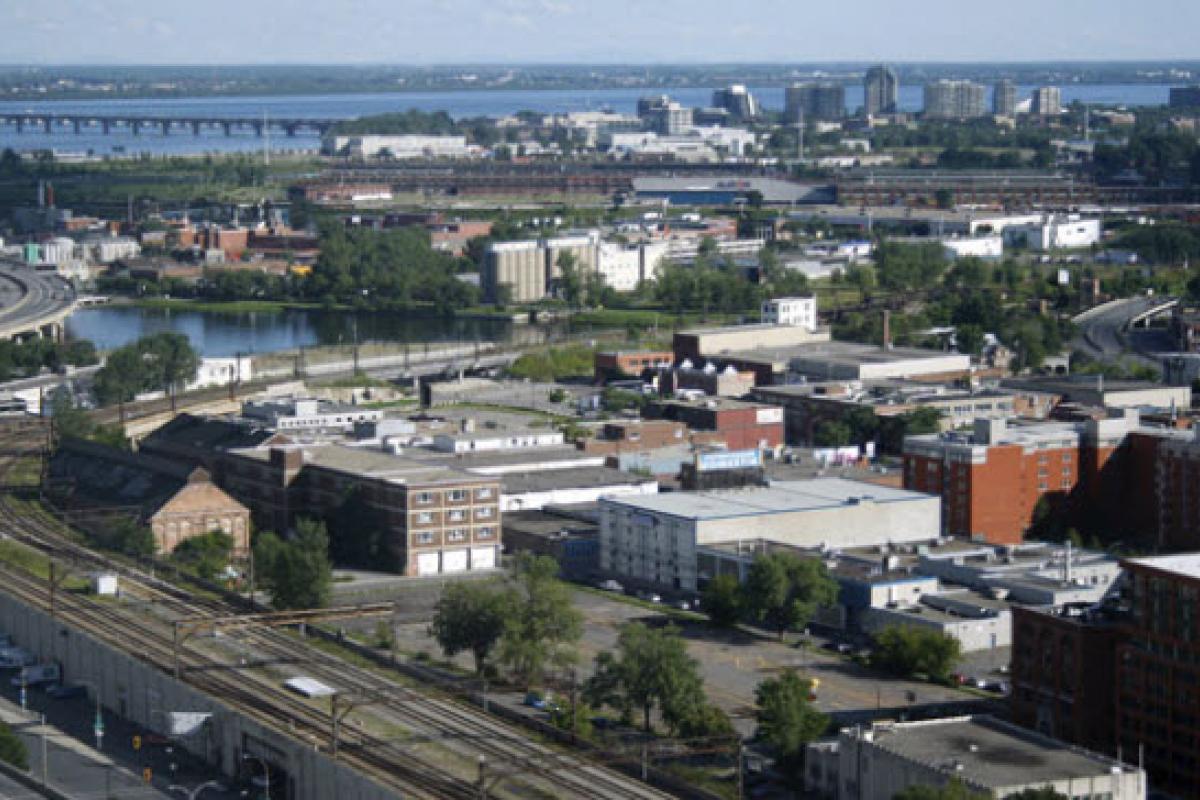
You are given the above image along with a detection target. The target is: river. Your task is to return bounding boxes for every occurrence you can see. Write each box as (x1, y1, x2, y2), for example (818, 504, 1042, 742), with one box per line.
(0, 83, 1177, 157)
(63, 305, 541, 357)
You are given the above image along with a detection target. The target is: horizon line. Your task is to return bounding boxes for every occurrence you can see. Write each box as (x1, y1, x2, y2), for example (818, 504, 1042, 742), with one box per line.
(2, 59, 1200, 69)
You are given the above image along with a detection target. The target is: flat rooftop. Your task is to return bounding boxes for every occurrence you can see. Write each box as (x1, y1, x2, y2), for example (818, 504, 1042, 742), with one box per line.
(601, 477, 931, 520)
(502, 466, 654, 494)
(230, 443, 492, 486)
(858, 715, 1132, 788)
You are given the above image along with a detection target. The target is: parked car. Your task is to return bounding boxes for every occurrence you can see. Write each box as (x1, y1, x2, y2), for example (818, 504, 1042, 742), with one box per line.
(0, 648, 36, 669)
(12, 663, 59, 687)
(46, 684, 87, 700)
(597, 580, 624, 593)
(636, 590, 661, 604)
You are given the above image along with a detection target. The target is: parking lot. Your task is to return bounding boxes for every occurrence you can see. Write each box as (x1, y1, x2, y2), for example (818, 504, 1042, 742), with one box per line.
(391, 586, 989, 735)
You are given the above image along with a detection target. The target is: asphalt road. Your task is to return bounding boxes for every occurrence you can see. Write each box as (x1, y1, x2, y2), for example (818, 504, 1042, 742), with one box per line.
(1073, 296, 1175, 367)
(0, 269, 75, 337)
(0, 677, 245, 800)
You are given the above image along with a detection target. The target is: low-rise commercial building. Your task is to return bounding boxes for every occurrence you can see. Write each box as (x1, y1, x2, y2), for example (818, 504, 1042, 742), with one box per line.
(644, 397, 784, 451)
(600, 478, 941, 592)
(321, 134, 472, 159)
(241, 397, 382, 433)
(1002, 214, 1102, 251)
(593, 350, 674, 383)
(222, 443, 502, 577)
(499, 466, 658, 512)
(805, 716, 1145, 800)
(760, 296, 818, 330)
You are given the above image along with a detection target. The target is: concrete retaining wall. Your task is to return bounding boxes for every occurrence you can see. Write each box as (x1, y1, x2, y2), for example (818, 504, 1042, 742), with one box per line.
(0, 591, 401, 800)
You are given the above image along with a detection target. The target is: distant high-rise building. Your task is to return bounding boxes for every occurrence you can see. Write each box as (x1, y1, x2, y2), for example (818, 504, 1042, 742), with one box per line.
(923, 80, 987, 120)
(993, 80, 1017, 116)
(711, 85, 759, 121)
(1031, 86, 1062, 116)
(637, 95, 693, 135)
(1169, 86, 1200, 109)
(863, 66, 898, 116)
(784, 82, 846, 123)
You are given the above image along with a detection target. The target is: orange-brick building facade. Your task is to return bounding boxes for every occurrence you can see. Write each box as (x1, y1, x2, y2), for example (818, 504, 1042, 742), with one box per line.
(903, 415, 1160, 546)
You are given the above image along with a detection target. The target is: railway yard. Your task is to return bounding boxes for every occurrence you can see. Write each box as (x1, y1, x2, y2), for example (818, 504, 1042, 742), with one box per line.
(0, 419, 686, 800)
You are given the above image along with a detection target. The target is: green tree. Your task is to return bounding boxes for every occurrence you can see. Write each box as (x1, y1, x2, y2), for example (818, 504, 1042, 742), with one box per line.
(813, 420, 852, 447)
(49, 390, 95, 442)
(101, 517, 157, 558)
(702, 574, 743, 627)
(0, 723, 28, 770)
(556, 251, 584, 309)
(429, 580, 512, 675)
(146, 332, 200, 410)
(741, 553, 839, 641)
(498, 554, 583, 688)
(584, 622, 705, 734)
(170, 531, 234, 582)
(870, 625, 962, 683)
(253, 519, 333, 610)
(754, 670, 827, 784)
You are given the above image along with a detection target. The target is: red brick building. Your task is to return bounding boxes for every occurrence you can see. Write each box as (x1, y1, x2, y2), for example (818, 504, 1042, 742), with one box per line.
(593, 350, 674, 383)
(1015, 555, 1200, 797)
(903, 415, 1159, 546)
(1010, 605, 1122, 755)
(645, 398, 784, 451)
(1116, 555, 1200, 796)
(580, 419, 723, 456)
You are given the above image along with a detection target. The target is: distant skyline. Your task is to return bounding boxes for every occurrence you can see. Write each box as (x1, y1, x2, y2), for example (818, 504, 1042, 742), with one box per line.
(6, 0, 1199, 65)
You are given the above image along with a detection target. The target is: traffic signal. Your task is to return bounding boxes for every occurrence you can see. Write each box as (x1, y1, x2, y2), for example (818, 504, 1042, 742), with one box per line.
(132, 735, 142, 751)
(142, 767, 152, 784)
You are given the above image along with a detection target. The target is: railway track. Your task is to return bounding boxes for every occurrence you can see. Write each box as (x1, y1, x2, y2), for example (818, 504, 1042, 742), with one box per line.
(0, 422, 675, 800)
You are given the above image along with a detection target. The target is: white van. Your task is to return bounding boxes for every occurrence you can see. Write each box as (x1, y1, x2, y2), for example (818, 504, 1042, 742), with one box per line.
(12, 664, 59, 687)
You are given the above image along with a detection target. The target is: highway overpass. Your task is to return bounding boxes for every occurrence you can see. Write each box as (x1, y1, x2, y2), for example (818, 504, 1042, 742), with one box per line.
(0, 268, 76, 342)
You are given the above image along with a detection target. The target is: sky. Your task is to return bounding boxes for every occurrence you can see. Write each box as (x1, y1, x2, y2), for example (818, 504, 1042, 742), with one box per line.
(4, 0, 1199, 65)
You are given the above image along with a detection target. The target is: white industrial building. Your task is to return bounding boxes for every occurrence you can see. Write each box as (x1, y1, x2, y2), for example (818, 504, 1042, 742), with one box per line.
(1003, 214, 1102, 251)
(786, 342, 972, 382)
(761, 296, 818, 331)
(187, 357, 253, 391)
(430, 426, 565, 454)
(941, 235, 1004, 260)
(321, 134, 473, 160)
(599, 478, 941, 592)
(83, 236, 141, 264)
(806, 716, 1146, 800)
(241, 397, 382, 432)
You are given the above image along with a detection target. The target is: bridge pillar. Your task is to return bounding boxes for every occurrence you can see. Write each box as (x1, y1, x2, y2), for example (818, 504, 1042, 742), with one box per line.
(192, 121, 201, 136)
(101, 120, 110, 135)
(73, 120, 81, 134)
(252, 122, 264, 137)
(44, 119, 52, 135)
(15, 119, 22, 134)
(161, 120, 170, 136)
(222, 122, 232, 137)
(131, 120, 140, 136)
(286, 124, 298, 138)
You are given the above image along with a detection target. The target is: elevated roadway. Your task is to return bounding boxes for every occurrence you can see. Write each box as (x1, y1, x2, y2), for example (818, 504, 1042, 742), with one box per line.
(1071, 295, 1177, 367)
(0, 267, 76, 342)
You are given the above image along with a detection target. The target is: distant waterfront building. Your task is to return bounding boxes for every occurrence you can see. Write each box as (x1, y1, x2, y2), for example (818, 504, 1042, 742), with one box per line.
(863, 66, 898, 116)
(1169, 85, 1200, 109)
(784, 82, 846, 123)
(923, 80, 987, 119)
(637, 95, 693, 135)
(320, 134, 471, 159)
(993, 79, 1017, 116)
(710, 84, 759, 121)
(1032, 86, 1063, 116)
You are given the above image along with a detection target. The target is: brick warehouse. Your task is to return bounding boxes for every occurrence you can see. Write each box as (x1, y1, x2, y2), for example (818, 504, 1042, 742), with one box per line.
(1012, 554, 1200, 797)
(645, 397, 785, 452)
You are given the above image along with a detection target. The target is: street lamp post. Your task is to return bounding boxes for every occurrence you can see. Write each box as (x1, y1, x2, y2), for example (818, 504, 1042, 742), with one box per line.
(77, 680, 104, 751)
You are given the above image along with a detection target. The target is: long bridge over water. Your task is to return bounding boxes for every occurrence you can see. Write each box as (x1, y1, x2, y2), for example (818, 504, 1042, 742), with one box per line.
(0, 112, 341, 137)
